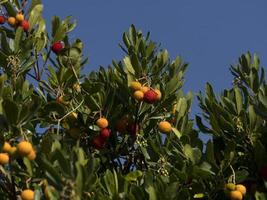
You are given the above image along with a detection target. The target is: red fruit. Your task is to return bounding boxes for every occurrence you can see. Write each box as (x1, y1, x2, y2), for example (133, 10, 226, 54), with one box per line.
(127, 123, 139, 135)
(259, 165, 267, 180)
(20, 20, 29, 31)
(143, 89, 158, 104)
(0, 16, 5, 24)
(51, 41, 63, 54)
(92, 136, 105, 150)
(100, 128, 110, 140)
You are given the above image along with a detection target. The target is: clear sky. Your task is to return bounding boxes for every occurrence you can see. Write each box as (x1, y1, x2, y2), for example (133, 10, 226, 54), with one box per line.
(43, 0, 267, 121)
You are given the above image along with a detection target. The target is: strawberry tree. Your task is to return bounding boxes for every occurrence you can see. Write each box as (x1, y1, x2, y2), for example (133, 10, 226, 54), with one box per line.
(0, 0, 266, 200)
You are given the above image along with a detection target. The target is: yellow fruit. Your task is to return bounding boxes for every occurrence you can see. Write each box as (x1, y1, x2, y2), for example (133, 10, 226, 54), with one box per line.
(0, 153, 9, 165)
(8, 146, 17, 156)
(27, 150, 36, 161)
(96, 118, 109, 129)
(129, 81, 142, 91)
(21, 189, 34, 200)
(158, 121, 172, 133)
(133, 90, 144, 101)
(16, 13, 24, 22)
(225, 183, 236, 191)
(141, 86, 149, 93)
(68, 127, 80, 138)
(229, 190, 243, 200)
(155, 89, 162, 100)
(235, 184, 246, 196)
(2, 142, 11, 153)
(8, 17, 16, 26)
(17, 141, 33, 156)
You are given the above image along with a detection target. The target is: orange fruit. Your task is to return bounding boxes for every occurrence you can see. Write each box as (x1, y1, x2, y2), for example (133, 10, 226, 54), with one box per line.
(2, 142, 11, 153)
(21, 189, 34, 200)
(0, 153, 9, 165)
(27, 150, 36, 161)
(15, 13, 24, 22)
(158, 121, 172, 133)
(235, 184, 246, 196)
(229, 190, 242, 200)
(8, 146, 17, 156)
(129, 81, 142, 91)
(141, 86, 149, 93)
(133, 90, 144, 101)
(154, 89, 162, 100)
(17, 141, 33, 156)
(8, 17, 16, 26)
(96, 118, 109, 129)
(225, 183, 236, 191)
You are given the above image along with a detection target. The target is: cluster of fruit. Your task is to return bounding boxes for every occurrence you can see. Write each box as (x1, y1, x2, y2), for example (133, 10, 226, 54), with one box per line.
(0, 12, 29, 31)
(0, 140, 36, 165)
(51, 41, 64, 54)
(92, 117, 111, 149)
(130, 81, 161, 103)
(224, 183, 246, 200)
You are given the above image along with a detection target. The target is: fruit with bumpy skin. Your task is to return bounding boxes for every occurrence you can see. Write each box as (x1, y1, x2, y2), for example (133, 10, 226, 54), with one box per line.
(68, 127, 80, 139)
(16, 13, 24, 22)
(129, 81, 142, 91)
(143, 89, 158, 103)
(141, 86, 149, 93)
(21, 20, 29, 31)
(133, 90, 144, 101)
(0, 16, 5, 24)
(17, 141, 33, 156)
(0, 153, 9, 165)
(100, 128, 110, 139)
(96, 118, 109, 129)
(229, 190, 242, 200)
(27, 150, 36, 161)
(8, 146, 17, 156)
(51, 41, 63, 54)
(235, 184, 246, 196)
(21, 189, 34, 200)
(155, 89, 162, 100)
(225, 183, 236, 191)
(259, 165, 267, 180)
(92, 136, 105, 150)
(2, 142, 11, 153)
(158, 121, 172, 133)
(8, 17, 16, 26)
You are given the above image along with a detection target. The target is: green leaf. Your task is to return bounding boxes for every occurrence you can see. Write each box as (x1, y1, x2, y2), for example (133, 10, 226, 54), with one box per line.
(125, 170, 143, 182)
(14, 27, 23, 53)
(2, 99, 19, 125)
(183, 144, 201, 164)
(234, 87, 243, 115)
(145, 186, 157, 200)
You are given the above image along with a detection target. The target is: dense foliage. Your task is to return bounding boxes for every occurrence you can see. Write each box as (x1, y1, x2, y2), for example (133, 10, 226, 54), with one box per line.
(0, 1, 266, 199)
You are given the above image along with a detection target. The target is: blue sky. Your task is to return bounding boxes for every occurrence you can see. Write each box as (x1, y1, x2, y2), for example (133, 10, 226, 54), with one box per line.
(43, 0, 267, 119)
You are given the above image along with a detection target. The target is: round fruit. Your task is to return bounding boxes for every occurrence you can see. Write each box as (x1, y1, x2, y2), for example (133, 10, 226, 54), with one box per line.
(21, 20, 29, 31)
(141, 86, 149, 93)
(27, 150, 36, 161)
(2, 142, 11, 153)
(67, 112, 78, 122)
(100, 128, 111, 139)
(155, 89, 162, 100)
(92, 136, 105, 150)
(225, 183, 236, 191)
(51, 41, 63, 54)
(17, 141, 33, 156)
(143, 89, 158, 103)
(21, 189, 34, 200)
(8, 146, 17, 156)
(16, 13, 24, 22)
(8, 17, 16, 26)
(0, 153, 9, 165)
(158, 121, 172, 133)
(229, 190, 242, 200)
(0, 16, 6, 24)
(259, 165, 267, 180)
(96, 118, 109, 129)
(129, 81, 142, 91)
(235, 184, 246, 196)
(68, 127, 80, 139)
(116, 117, 128, 133)
(133, 90, 144, 101)
(56, 95, 68, 105)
